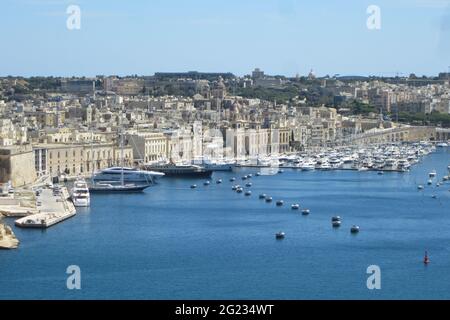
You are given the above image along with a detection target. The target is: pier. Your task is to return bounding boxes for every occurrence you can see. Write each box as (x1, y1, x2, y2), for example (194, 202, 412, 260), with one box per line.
(15, 187, 76, 229)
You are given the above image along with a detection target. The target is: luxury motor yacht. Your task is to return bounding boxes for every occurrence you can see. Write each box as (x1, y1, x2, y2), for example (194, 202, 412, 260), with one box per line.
(329, 157, 342, 169)
(89, 124, 157, 193)
(92, 167, 164, 185)
(192, 158, 236, 171)
(319, 161, 332, 170)
(300, 160, 316, 171)
(384, 158, 397, 170)
(143, 163, 213, 177)
(397, 159, 411, 172)
(71, 178, 90, 207)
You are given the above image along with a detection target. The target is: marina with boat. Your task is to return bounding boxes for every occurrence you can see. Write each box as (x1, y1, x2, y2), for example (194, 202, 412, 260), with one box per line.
(235, 141, 438, 173)
(1, 141, 447, 233)
(13, 186, 76, 228)
(1, 141, 449, 299)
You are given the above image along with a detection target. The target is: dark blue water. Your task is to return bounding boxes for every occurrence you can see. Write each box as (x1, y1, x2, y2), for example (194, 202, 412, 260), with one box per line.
(1, 148, 449, 300)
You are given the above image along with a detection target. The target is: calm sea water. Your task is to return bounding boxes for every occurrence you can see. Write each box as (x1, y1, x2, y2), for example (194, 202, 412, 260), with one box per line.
(1, 148, 450, 300)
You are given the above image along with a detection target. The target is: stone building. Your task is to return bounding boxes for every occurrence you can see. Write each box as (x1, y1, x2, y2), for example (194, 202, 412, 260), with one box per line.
(0, 145, 37, 187)
(126, 132, 167, 163)
(34, 143, 133, 178)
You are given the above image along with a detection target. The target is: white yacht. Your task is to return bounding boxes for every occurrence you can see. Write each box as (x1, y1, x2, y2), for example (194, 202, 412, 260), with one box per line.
(300, 160, 316, 171)
(205, 162, 235, 171)
(341, 155, 356, 169)
(329, 157, 342, 168)
(384, 158, 397, 170)
(397, 159, 411, 172)
(92, 167, 165, 185)
(342, 156, 355, 165)
(257, 157, 279, 168)
(319, 161, 332, 170)
(407, 155, 419, 165)
(71, 178, 90, 207)
(193, 159, 236, 171)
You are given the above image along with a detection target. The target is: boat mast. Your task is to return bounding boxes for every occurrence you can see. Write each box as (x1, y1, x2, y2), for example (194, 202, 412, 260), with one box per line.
(90, 131, 94, 184)
(120, 110, 124, 187)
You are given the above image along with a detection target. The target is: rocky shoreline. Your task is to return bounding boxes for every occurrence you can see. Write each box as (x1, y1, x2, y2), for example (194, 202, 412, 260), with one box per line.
(0, 220, 20, 249)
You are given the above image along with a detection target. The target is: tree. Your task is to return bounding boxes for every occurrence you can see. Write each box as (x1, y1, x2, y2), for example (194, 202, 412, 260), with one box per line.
(349, 101, 376, 115)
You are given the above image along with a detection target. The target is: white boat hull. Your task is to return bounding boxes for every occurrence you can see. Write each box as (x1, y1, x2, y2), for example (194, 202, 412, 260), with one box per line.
(204, 164, 235, 171)
(72, 178, 90, 207)
(73, 199, 90, 207)
(92, 167, 164, 184)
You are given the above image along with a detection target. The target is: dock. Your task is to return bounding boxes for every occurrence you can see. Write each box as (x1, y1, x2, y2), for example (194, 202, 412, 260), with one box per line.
(235, 164, 410, 173)
(15, 211, 76, 228)
(15, 187, 76, 229)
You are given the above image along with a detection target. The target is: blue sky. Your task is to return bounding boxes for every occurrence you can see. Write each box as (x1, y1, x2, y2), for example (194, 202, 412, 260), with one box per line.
(0, 0, 449, 77)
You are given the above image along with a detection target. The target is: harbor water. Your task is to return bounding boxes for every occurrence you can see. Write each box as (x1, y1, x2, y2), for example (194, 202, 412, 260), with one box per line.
(1, 148, 449, 299)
